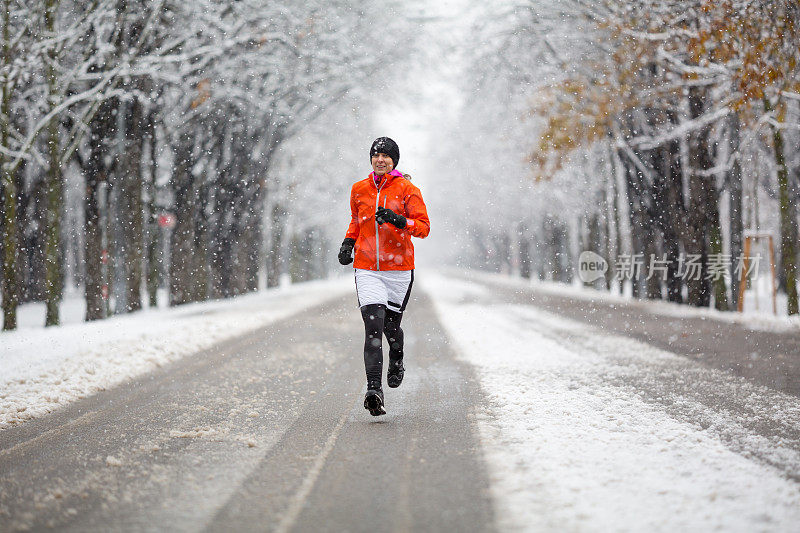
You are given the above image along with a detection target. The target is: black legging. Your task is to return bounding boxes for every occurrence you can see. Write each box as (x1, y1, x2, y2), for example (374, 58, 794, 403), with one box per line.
(361, 303, 404, 387)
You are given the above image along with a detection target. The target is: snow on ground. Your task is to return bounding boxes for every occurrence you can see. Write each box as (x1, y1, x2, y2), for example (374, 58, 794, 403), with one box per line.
(13, 285, 90, 329)
(0, 277, 352, 429)
(455, 268, 800, 334)
(421, 272, 800, 532)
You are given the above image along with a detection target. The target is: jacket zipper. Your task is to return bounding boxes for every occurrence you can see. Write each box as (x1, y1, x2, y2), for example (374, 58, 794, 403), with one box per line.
(374, 179, 383, 270)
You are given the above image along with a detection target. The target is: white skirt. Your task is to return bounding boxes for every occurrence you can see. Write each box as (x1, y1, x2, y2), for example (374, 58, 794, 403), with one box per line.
(354, 268, 414, 312)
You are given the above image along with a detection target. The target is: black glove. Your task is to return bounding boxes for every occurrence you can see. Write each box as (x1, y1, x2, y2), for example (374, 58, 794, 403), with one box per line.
(338, 238, 355, 265)
(376, 207, 406, 229)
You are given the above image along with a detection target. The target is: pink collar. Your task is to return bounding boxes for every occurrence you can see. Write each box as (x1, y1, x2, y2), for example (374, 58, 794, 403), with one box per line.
(370, 169, 402, 188)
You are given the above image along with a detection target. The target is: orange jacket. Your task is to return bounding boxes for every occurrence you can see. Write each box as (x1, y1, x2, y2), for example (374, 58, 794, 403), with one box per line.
(345, 170, 430, 270)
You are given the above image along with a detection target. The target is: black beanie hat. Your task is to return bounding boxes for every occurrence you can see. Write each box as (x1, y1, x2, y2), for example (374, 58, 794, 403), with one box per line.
(370, 137, 399, 169)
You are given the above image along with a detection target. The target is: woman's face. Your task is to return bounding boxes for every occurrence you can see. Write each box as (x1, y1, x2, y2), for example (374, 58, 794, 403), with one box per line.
(371, 152, 394, 175)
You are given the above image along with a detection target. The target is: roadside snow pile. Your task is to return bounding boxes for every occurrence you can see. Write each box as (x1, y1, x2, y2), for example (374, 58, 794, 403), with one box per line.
(0, 277, 351, 429)
(422, 272, 800, 532)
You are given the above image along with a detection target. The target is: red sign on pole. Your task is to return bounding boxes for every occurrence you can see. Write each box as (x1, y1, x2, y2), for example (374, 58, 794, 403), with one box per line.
(158, 214, 177, 229)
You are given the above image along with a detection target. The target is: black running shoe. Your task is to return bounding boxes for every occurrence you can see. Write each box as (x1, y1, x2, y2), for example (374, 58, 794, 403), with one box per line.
(364, 387, 386, 416)
(387, 359, 404, 388)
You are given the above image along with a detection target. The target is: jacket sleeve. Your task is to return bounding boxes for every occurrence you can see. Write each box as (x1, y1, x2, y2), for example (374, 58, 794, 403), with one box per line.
(403, 184, 430, 238)
(345, 184, 360, 241)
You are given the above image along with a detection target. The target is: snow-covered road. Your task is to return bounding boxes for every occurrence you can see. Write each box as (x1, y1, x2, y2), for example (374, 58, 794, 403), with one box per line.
(0, 279, 493, 532)
(423, 272, 800, 532)
(2, 270, 799, 532)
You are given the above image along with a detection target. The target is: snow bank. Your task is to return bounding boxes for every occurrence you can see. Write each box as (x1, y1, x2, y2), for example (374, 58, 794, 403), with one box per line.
(422, 272, 800, 532)
(0, 277, 351, 429)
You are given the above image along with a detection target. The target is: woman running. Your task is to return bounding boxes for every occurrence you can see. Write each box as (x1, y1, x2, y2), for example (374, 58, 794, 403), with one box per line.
(338, 137, 430, 416)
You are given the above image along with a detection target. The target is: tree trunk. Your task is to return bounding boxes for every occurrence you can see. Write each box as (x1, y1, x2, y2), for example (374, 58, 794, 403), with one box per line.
(145, 111, 159, 308)
(243, 212, 261, 292)
(728, 115, 743, 310)
(646, 147, 666, 300)
(208, 172, 230, 299)
(644, 227, 661, 299)
(598, 184, 610, 291)
(119, 97, 145, 312)
(623, 160, 644, 298)
(84, 149, 106, 321)
(709, 219, 728, 310)
(44, 0, 62, 326)
(1, 166, 17, 330)
(686, 86, 714, 307)
(104, 168, 115, 316)
(765, 98, 799, 315)
(1, 1, 18, 330)
(267, 202, 287, 288)
(550, 219, 571, 283)
(191, 175, 209, 302)
(237, 176, 262, 294)
(587, 212, 606, 289)
(83, 101, 114, 321)
(607, 146, 623, 293)
(518, 222, 531, 279)
(169, 143, 198, 306)
(664, 137, 684, 303)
